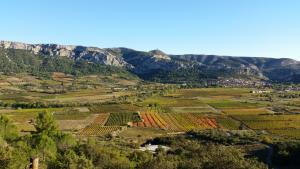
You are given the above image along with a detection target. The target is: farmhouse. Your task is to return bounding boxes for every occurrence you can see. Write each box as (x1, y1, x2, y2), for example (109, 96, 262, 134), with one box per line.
(251, 90, 270, 94)
(139, 144, 170, 153)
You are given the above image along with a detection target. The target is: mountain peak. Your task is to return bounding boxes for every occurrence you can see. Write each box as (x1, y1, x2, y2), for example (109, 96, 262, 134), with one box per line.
(149, 49, 171, 60)
(149, 49, 167, 56)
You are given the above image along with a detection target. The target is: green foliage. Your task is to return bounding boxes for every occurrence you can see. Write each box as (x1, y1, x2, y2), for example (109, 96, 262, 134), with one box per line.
(0, 139, 31, 169)
(140, 154, 178, 169)
(0, 117, 270, 169)
(129, 151, 153, 168)
(273, 141, 300, 167)
(8, 141, 31, 169)
(34, 134, 57, 162)
(10, 102, 65, 109)
(138, 66, 245, 84)
(77, 144, 132, 169)
(55, 133, 77, 151)
(139, 67, 216, 84)
(0, 144, 12, 169)
(35, 111, 59, 136)
(50, 149, 93, 169)
(0, 48, 136, 78)
(138, 141, 267, 169)
(186, 129, 257, 145)
(0, 115, 18, 141)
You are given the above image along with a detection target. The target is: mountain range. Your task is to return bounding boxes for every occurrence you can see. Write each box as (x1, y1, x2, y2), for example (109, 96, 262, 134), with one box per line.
(1, 40, 300, 83)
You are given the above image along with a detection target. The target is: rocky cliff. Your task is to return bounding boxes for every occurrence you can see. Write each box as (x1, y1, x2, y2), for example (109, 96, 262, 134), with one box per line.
(0, 41, 128, 67)
(1, 40, 300, 82)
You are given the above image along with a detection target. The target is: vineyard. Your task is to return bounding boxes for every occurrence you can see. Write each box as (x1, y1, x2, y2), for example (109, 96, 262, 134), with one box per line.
(132, 111, 168, 129)
(133, 112, 218, 132)
(217, 117, 241, 130)
(160, 113, 218, 131)
(51, 88, 300, 139)
(105, 112, 142, 126)
(78, 113, 123, 136)
(78, 124, 123, 136)
(93, 113, 110, 125)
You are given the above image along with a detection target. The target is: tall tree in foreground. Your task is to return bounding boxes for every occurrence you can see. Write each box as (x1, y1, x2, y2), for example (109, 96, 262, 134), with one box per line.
(0, 115, 18, 141)
(34, 111, 58, 136)
(31, 111, 59, 166)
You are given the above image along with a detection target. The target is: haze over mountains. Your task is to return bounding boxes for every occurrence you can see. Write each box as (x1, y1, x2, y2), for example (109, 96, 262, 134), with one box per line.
(1, 40, 300, 83)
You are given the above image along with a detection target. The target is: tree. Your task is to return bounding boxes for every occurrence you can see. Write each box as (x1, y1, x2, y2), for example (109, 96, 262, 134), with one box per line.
(76, 155, 94, 169)
(140, 154, 178, 169)
(51, 150, 94, 169)
(9, 140, 32, 169)
(0, 143, 12, 169)
(0, 115, 18, 141)
(55, 133, 76, 151)
(129, 151, 153, 168)
(35, 134, 57, 162)
(35, 111, 58, 136)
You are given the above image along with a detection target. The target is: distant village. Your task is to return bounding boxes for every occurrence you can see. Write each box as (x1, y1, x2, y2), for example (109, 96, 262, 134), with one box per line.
(180, 77, 300, 92)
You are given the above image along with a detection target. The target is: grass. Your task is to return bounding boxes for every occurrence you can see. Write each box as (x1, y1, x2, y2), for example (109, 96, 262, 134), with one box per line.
(268, 129, 300, 139)
(16, 123, 35, 132)
(245, 120, 300, 130)
(234, 114, 300, 121)
(222, 108, 271, 115)
(2, 108, 63, 122)
(54, 110, 92, 120)
(217, 117, 241, 130)
(142, 96, 206, 107)
(0, 73, 139, 105)
(171, 106, 216, 113)
(78, 125, 124, 136)
(45, 89, 113, 103)
(207, 100, 265, 109)
(89, 104, 142, 113)
(1, 75, 300, 141)
(119, 127, 168, 143)
(177, 88, 251, 97)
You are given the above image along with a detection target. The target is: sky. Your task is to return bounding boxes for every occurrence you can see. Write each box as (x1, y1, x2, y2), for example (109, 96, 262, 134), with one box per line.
(0, 0, 299, 60)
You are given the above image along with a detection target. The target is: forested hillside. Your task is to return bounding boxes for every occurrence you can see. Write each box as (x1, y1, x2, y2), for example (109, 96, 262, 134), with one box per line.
(0, 48, 136, 79)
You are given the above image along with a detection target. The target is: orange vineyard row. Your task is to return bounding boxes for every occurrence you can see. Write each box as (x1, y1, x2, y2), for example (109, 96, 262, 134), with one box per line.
(133, 112, 218, 132)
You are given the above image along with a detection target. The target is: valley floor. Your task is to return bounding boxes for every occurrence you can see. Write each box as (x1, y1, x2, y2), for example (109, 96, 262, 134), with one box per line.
(1, 73, 300, 168)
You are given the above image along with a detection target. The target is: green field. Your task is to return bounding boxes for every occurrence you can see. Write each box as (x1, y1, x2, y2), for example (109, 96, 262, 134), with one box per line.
(1, 74, 300, 169)
(1, 75, 300, 140)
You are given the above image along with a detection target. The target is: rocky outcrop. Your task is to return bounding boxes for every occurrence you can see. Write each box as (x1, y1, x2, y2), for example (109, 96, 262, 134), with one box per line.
(0, 41, 128, 67)
(1, 40, 300, 82)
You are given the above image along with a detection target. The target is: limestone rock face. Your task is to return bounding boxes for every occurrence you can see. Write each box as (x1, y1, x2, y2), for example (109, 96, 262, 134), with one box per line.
(149, 50, 171, 60)
(1, 40, 300, 82)
(0, 41, 128, 67)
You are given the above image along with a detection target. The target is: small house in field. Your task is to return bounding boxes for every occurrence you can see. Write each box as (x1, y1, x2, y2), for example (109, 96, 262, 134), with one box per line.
(139, 144, 170, 153)
(251, 90, 270, 94)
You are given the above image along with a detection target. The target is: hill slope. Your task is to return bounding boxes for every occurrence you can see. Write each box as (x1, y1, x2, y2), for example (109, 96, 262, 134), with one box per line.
(1, 40, 300, 83)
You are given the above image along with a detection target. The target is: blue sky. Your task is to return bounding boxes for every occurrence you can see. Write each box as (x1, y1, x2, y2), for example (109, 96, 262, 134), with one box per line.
(0, 0, 299, 60)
